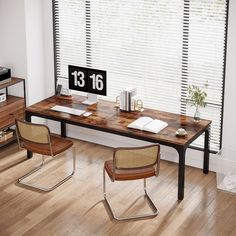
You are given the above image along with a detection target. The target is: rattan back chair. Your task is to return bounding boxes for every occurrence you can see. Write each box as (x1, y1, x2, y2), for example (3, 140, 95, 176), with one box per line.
(15, 119, 76, 192)
(103, 144, 160, 221)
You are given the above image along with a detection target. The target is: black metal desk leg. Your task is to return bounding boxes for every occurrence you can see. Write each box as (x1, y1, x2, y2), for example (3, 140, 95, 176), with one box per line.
(177, 147, 186, 200)
(25, 112, 31, 123)
(25, 112, 33, 159)
(203, 127, 210, 174)
(61, 122, 67, 138)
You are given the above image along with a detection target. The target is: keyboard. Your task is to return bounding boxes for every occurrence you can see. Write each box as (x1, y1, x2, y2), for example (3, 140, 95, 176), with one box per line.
(51, 105, 85, 116)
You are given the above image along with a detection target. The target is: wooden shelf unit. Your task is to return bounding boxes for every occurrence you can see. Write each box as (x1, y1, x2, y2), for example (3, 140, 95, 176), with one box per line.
(0, 77, 26, 147)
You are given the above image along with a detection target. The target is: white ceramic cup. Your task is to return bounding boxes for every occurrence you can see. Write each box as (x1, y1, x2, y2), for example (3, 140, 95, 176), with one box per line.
(177, 128, 186, 135)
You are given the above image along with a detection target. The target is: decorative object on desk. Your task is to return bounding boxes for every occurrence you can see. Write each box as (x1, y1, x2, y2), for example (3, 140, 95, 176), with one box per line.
(56, 78, 72, 96)
(0, 66, 11, 85)
(119, 88, 137, 111)
(186, 84, 207, 122)
(0, 93, 6, 103)
(135, 99, 144, 112)
(176, 128, 187, 137)
(55, 84, 62, 95)
(128, 116, 168, 134)
(115, 95, 120, 108)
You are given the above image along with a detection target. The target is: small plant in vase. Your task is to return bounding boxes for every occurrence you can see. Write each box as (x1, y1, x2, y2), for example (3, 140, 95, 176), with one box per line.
(186, 85, 207, 121)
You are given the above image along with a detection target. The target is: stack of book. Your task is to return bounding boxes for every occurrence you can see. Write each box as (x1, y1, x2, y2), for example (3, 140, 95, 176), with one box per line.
(119, 88, 137, 111)
(0, 67, 11, 85)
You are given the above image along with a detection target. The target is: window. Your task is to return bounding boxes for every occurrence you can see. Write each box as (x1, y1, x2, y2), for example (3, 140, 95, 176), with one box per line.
(53, 0, 228, 152)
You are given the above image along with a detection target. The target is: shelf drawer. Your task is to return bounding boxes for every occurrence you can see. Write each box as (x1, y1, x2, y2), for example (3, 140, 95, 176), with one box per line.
(0, 98, 25, 129)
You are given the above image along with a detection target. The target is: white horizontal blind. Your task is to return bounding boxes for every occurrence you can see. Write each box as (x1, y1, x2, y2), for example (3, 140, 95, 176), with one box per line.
(88, 0, 183, 114)
(180, 0, 227, 151)
(54, 0, 86, 77)
(54, 0, 184, 114)
(53, 0, 227, 152)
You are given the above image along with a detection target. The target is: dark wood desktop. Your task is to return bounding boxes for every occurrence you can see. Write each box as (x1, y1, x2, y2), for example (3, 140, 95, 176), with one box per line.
(25, 95, 211, 200)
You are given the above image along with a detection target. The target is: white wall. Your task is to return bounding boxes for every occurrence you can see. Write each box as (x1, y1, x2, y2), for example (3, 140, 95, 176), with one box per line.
(0, 0, 27, 80)
(0, 0, 235, 171)
(0, 0, 51, 105)
(222, 0, 236, 151)
(42, 0, 55, 98)
(24, 0, 46, 104)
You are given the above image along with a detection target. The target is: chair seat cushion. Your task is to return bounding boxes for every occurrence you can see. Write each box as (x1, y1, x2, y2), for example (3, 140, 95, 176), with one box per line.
(104, 160, 156, 181)
(22, 135, 73, 156)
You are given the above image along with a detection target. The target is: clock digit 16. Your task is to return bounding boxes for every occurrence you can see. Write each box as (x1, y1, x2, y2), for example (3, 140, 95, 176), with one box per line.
(87, 68, 106, 95)
(90, 74, 103, 90)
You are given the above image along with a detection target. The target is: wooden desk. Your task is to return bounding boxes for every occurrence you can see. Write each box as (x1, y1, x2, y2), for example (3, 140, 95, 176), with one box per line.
(25, 95, 211, 200)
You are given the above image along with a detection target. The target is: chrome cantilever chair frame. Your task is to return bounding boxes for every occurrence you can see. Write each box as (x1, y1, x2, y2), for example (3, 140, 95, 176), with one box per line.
(15, 119, 76, 192)
(103, 144, 160, 221)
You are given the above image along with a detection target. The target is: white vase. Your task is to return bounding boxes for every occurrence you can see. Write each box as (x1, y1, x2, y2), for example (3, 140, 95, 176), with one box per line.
(194, 105, 200, 121)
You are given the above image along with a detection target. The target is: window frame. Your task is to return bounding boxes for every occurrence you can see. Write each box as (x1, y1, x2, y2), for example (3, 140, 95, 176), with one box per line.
(52, 0, 229, 153)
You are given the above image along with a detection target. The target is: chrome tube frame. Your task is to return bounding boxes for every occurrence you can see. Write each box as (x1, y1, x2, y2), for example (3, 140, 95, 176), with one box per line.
(103, 168, 159, 221)
(18, 146, 76, 192)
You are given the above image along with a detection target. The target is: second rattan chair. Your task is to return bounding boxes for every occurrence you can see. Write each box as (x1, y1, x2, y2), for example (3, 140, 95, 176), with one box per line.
(15, 119, 76, 192)
(103, 144, 161, 221)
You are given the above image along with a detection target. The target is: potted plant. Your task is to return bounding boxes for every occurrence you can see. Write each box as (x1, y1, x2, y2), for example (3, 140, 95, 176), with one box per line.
(186, 85, 207, 121)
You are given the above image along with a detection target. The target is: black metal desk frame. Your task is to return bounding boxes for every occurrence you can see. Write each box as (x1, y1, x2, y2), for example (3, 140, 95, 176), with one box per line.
(25, 109, 210, 201)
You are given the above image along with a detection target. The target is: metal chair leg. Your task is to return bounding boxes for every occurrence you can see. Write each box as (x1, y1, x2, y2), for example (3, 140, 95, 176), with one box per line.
(143, 179, 159, 215)
(103, 167, 106, 198)
(18, 155, 45, 183)
(103, 169, 159, 221)
(18, 146, 76, 192)
(103, 167, 117, 220)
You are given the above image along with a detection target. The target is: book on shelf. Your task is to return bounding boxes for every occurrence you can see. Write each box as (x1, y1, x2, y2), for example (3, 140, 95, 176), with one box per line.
(127, 116, 168, 134)
(0, 66, 11, 85)
(0, 130, 14, 143)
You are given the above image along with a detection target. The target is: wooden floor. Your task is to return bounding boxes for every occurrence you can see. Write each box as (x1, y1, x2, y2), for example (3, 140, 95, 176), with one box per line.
(0, 139, 236, 236)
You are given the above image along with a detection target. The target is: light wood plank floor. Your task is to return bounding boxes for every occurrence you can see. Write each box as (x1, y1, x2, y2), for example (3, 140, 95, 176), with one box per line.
(0, 139, 236, 236)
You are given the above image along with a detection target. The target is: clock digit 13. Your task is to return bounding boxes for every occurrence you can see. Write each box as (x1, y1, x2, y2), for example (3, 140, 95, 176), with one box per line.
(71, 70, 85, 87)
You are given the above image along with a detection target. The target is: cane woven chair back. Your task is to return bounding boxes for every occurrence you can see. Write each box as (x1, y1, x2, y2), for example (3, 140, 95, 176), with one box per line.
(16, 119, 50, 144)
(114, 144, 160, 169)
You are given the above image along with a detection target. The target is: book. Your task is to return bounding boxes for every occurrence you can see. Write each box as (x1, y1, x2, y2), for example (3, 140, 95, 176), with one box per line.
(127, 116, 168, 134)
(0, 67, 11, 83)
(0, 78, 11, 85)
(0, 130, 14, 143)
(0, 67, 8, 75)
